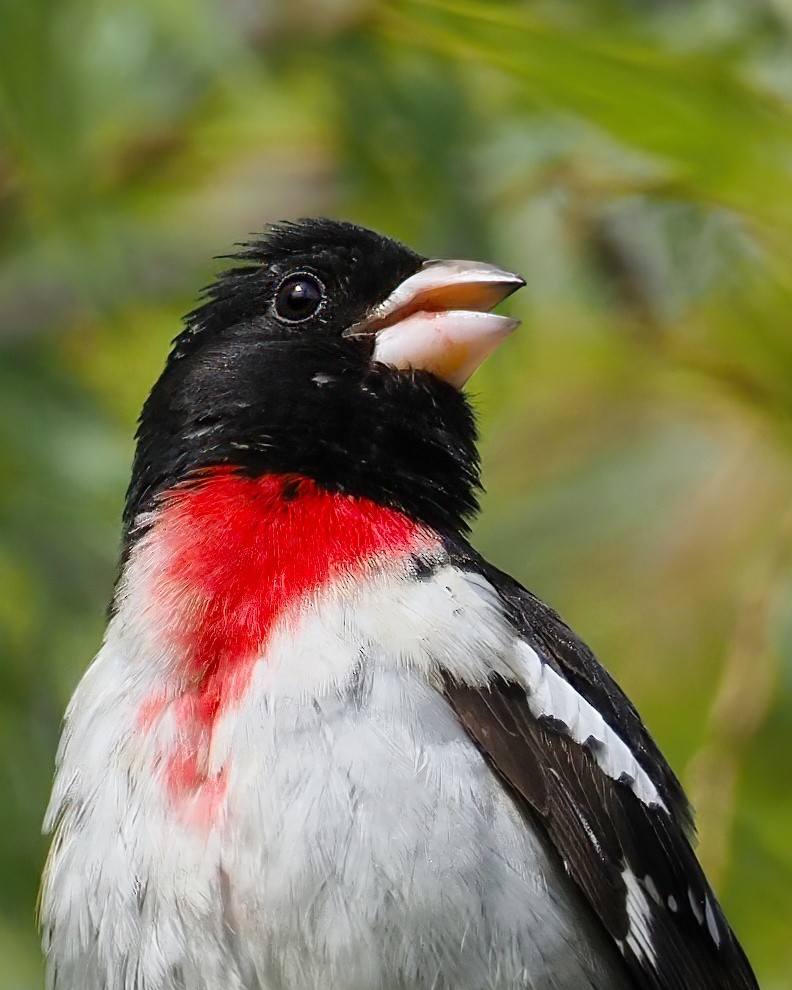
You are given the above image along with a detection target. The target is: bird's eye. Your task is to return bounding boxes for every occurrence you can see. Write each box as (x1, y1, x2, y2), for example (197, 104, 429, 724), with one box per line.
(274, 273, 324, 322)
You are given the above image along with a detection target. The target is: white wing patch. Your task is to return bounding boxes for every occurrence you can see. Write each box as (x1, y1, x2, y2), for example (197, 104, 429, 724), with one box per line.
(705, 896, 722, 947)
(688, 887, 722, 948)
(620, 868, 659, 970)
(511, 640, 666, 812)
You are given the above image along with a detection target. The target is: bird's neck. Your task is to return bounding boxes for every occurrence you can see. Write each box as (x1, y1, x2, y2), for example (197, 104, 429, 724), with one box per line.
(123, 366, 483, 551)
(121, 467, 438, 725)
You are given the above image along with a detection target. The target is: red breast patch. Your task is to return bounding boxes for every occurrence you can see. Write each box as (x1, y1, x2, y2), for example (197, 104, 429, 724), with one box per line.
(136, 468, 437, 824)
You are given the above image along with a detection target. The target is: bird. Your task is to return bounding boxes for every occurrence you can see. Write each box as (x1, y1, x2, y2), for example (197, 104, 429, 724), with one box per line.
(41, 218, 758, 990)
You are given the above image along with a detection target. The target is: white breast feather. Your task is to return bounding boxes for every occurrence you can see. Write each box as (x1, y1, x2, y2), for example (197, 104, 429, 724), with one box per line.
(42, 552, 635, 990)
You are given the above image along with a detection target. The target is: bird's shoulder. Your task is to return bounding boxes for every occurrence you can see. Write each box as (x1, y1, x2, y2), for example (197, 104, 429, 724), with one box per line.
(421, 536, 758, 990)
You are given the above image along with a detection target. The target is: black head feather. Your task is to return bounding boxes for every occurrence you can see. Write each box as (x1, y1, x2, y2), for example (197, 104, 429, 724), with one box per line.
(123, 219, 482, 555)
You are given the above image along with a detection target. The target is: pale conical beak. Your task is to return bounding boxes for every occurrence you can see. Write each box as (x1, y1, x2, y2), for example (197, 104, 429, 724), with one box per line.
(349, 259, 525, 388)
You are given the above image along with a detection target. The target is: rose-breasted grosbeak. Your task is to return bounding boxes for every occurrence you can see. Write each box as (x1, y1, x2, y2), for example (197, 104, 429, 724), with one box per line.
(42, 219, 757, 990)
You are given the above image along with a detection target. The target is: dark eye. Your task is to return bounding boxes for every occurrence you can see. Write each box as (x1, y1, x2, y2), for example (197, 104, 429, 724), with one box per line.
(274, 273, 324, 322)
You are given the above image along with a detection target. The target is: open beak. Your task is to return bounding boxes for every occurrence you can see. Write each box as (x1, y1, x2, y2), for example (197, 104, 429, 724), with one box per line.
(349, 259, 525, 388)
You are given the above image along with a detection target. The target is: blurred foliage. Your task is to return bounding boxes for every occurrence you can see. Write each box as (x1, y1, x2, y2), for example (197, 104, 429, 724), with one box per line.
(1, 0, 791, 986)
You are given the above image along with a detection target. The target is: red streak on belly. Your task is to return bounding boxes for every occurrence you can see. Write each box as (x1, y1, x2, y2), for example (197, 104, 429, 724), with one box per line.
(138, 468, 437, 824)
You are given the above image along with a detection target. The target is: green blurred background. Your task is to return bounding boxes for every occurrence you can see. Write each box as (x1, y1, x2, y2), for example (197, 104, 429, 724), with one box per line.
(1, 0, 792, 986)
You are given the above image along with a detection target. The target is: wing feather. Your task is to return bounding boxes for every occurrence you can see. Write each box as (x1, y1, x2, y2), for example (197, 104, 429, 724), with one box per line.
(439, 545, 758, 990)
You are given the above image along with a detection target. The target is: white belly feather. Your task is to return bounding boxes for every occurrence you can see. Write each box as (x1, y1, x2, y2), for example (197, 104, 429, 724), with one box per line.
(42, 560, 628, 990)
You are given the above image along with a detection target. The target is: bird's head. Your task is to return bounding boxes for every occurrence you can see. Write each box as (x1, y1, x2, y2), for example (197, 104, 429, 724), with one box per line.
(124, 219, 523, 548)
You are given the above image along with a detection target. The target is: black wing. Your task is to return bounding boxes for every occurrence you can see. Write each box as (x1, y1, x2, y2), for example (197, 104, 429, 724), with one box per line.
(441, 543, 758, 990)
